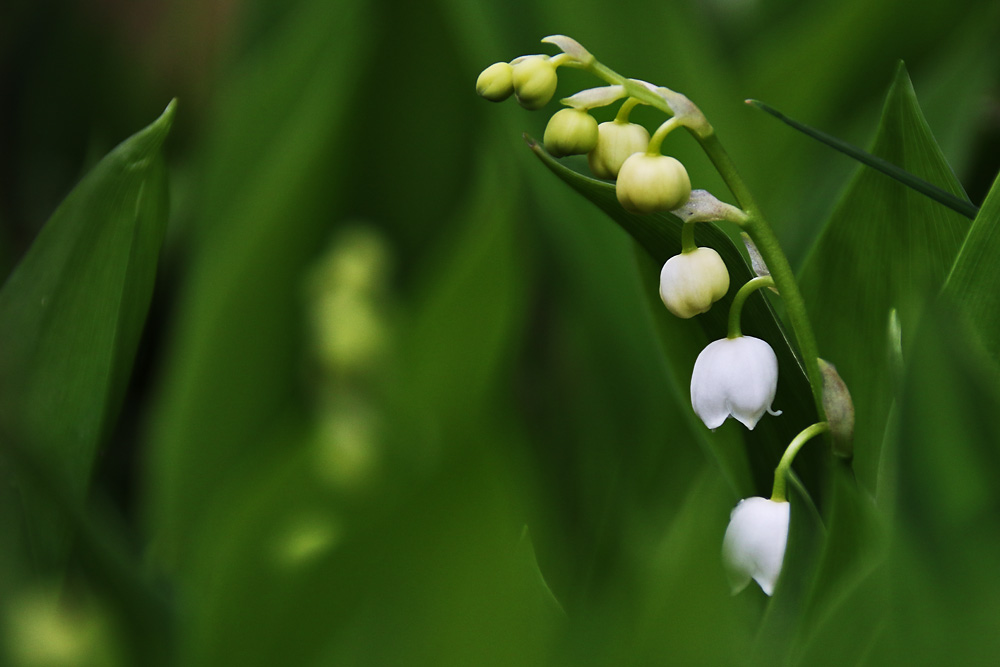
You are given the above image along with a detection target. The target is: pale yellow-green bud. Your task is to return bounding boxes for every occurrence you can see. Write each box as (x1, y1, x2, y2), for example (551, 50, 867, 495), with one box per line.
(543, 108, 598, 157)
(588, 121, 650, 179)
(511, 56, 558, 110)
(476, 62, 514, 102)
(659, 247, 730, 318)
(616, 154, 691, 213)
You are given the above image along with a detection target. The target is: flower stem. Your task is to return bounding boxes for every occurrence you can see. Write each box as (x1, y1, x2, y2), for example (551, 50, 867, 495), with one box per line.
(771, 422, 830, 502)
(647, 117, 682, 154)
(614, 97, 641, 123)
(728, 276, 774, 339)
(681, 221, 697, 254)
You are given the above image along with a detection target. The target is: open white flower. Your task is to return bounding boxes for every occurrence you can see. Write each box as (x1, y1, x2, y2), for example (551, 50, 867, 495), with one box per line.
(721, 497, 789, 596)
(690, 336, 778, 430)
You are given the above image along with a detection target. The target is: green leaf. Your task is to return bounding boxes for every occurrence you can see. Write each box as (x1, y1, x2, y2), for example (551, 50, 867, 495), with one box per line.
(752, 478, 824, 663)
(746, 98, 977, 219)
(627, 465, 750, 665)
(527, 138, 823, 502)
(873, 300, 1000, 662)
(943, 171, 1000, 365)
(797, 64, 971, 493)
(791, 466, 887, 665)
(0, 101, 174, 573)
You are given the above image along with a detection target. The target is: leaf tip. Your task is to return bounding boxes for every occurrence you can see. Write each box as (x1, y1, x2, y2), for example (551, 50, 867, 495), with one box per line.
(155, 98, 178, 134)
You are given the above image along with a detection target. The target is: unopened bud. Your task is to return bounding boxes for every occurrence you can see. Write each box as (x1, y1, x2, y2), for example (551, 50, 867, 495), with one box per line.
(476, 62, 514, 102)
(512, 56, 558, 110)
(616, 153, 691, 213)
(588, 121, 650, 180)
(819, 358, 854, 458)
(543, 108, 598, 157)
(659, 247, 730, 318)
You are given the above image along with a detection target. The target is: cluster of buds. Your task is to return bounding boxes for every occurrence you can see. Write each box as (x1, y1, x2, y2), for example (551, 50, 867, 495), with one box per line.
(476, 37, 692, 218)
(478, 36, 849, 600)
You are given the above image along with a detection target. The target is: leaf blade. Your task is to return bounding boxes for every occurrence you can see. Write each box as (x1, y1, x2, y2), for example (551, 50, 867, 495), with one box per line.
(0, 101, 174, 572)
(797, 65, 971, 492)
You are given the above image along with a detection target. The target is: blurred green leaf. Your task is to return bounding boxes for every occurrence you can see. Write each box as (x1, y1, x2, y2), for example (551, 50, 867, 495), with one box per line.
(0, 101, 174, 575)
(753, 479, 824, 664)
(144, 0, 372, 569)
(797, 64, 971, 493)
(871, 300, 1000, 663)
(943, 172, 1000, 364)
(528, 138, 822, 501)
(791, 466, 887, 665)
(626, 465, 750, 666)
(402, 142, 528, 439)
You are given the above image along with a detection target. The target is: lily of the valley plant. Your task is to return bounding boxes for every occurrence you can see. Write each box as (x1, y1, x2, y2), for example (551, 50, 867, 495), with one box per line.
(478, 34, 855, 597)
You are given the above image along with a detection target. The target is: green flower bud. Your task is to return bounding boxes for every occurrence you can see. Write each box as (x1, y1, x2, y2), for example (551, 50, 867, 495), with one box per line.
(819, 359, 854, 458)
(616, 154, 691, 213)
(588, 121, 650, 179)
(659, 247, 730, 318)
(511, 56, 558, 110)
(543, 108, 598, 158)
(476, 62, 514, 102)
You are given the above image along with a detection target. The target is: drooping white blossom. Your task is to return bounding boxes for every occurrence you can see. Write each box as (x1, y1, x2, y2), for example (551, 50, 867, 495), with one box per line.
(690, 336, 779, 430)
(721, 497, 790, 596)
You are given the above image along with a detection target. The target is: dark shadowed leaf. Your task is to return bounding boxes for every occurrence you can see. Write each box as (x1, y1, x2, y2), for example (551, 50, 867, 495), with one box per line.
(0, 101, 174, 576)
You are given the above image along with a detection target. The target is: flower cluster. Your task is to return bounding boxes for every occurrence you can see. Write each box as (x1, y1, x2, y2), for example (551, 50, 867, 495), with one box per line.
(476, 37, 692, 218)
(478, 35, 847, 600)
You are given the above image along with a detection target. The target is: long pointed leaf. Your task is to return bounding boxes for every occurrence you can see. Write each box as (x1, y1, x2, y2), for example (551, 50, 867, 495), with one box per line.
(797, 65, 971, 493)
(747, 97, 977, 219)
(0, 101, 174, 574)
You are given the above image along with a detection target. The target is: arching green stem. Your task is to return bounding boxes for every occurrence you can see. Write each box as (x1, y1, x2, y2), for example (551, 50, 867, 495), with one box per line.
(771, 422, 830, 502)
(614, 97, 641, 123)
(728, 276, 775, 339)
(648, 117, 683, 155)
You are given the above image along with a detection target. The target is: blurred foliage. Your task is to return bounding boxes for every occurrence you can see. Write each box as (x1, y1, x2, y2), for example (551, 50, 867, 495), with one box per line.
(1, 0, 1000, 664)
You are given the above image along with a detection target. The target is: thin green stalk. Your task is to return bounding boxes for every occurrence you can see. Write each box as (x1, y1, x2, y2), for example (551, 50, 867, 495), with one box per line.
(728, 276, 775, 338)
(614, 97, 641, 123)
(772, 422, 830, 502)
(681, 221, 697, 254)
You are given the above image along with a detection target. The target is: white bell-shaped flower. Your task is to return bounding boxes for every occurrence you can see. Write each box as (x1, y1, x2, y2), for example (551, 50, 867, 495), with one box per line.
(690, 336, 778, 430)
(659, 247, 730, 318)
(721, 497, 789, 596)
